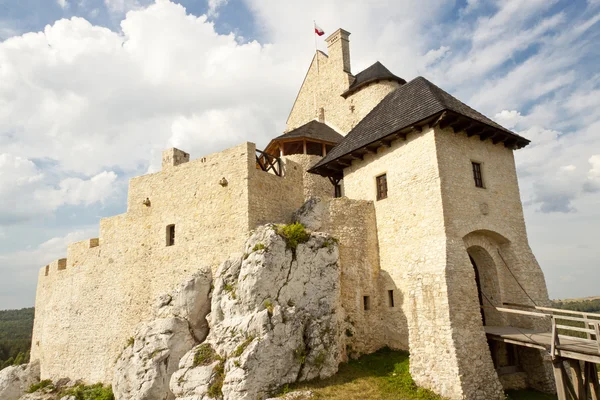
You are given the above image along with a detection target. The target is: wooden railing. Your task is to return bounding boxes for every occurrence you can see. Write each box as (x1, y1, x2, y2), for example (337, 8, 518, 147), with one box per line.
(256, 149, 282, 177)
(497, 303, 600, 357)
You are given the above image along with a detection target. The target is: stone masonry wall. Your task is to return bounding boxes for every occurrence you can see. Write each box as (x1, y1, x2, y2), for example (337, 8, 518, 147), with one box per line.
(435, 126, 553, 394)
(286, 34, 400, 134)
(31, 142, 305, 384)
(341, 127, 467, 396)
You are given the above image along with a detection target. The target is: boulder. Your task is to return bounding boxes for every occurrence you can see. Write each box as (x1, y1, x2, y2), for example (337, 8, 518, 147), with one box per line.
(0, 361, 40, 400)
(170, 225, 344, 400)
(113, 270, 212, 400)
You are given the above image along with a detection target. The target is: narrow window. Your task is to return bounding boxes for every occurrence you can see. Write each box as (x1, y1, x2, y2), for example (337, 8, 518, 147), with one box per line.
(166, 224, 175, 246)
(388, 290, 395, 308)
(334, 184, 342, 198)
(472, 162, 484, 188)
(363, 296, 371, 311)
(376, 174, 387, 200)
(45, 265, 49, 277)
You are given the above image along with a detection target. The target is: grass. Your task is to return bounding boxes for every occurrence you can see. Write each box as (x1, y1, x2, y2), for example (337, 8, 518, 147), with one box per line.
(232, 336, 255, 357)
(193, 343, 221, 367)
(27, 379, 54, 393)
(278, 348, 557, 400)
(276, 223, 310, 250)
(60, 383, 114, 400)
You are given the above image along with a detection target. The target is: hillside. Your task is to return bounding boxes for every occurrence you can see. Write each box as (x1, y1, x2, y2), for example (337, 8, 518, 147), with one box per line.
(0, 307, 34, 370)
(552, 298, 600, 313)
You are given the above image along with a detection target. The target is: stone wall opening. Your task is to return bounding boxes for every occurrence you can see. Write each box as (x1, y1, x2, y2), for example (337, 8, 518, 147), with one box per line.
(466, 245, 502, 327)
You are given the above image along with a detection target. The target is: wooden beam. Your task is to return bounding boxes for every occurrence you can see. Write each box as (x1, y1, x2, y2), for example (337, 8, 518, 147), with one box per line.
(365, 146, 378, 154)
(479, 129, 494, 141)
(439, 114, 459, 130)
(409, 125, 422, 133)
(553, 359, 568, 400)
(395, 132, 407, 141)
(568, 360, 585, 399)
(432, 111, 448, 128)
(465, 124, 485, 137)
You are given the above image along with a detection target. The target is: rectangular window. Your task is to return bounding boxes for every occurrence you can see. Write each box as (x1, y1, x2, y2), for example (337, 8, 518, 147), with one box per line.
(363, 296, 371, 311)
(166, 224, 175, 246)
(472, 162, 484, 188)
(388, 290, 395, 308)
(376, 174, 388, 200)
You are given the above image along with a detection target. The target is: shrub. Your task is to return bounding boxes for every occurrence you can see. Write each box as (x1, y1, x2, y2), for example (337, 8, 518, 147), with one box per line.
(294, 345, 307, 364)
(27, 379, 54, 393)
(126, 337, 135, 347)
(193, 343, 220, 367)
(276, 223, 309, 250)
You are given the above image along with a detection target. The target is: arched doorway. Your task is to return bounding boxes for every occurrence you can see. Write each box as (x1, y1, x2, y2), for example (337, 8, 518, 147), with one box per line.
(467, 245, 502, 327)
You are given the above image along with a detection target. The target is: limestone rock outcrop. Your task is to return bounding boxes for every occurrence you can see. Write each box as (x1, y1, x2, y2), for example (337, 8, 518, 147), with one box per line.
(113, 270, 212, 400)
(292, 197, 326, 231)
(170, 225, 344, 400)
(0, 361, 40, 400)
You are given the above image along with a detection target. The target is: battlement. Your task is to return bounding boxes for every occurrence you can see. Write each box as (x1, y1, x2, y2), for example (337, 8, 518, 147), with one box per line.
(36, 142, 324, 286)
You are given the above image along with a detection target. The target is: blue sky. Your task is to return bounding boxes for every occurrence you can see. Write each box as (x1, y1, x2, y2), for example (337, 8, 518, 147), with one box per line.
(0, 0, 599, 309)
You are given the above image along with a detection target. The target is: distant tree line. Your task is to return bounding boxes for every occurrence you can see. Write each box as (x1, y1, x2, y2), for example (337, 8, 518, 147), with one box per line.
(0, 307, 34, 370)
(552, 298, 600, 313)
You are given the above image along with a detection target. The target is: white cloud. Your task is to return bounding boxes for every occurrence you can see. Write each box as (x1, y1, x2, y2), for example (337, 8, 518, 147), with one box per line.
(207, 0, 228, 18)
(0, 0, 599, 304)
(57, 0, 69, 9)
(583, 155, 600, 193)
(0, 154, 117, 224)
(494, 110, 522, 129)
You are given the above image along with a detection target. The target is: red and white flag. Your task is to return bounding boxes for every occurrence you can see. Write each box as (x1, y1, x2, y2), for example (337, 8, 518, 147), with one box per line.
(314, 23, 325, 36)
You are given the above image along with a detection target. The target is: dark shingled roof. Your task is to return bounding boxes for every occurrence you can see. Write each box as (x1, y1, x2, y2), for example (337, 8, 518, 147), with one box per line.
(342, 61, 407, 98)
(271, 120, 344, 143)
(310, 76, 530, 175)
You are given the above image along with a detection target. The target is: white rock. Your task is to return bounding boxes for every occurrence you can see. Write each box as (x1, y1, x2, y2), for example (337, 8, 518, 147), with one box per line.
(113, 270, 212, 400)
(171, 225, 344, 400)
(0, 361, 40, 400)
(266, 390, 314, 400)
(292, 198, 327, 231)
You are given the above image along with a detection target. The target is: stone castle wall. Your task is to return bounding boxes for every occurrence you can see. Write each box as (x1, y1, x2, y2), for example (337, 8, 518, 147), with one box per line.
(339, 126, 551, 399)
(286, 32, 400, 134)
(31, 142, 313, 384)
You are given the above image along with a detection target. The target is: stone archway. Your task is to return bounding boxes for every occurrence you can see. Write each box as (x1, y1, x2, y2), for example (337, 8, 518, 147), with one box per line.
(466, 244, 503, 327)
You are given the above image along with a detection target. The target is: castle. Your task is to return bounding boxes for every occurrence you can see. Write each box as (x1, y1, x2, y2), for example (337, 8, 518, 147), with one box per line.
(30, 29, 553, 399)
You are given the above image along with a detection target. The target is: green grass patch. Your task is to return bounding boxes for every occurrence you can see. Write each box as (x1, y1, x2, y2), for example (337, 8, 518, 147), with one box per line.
(252, 243, 266, 252)
(278, 348, 555, 400)
(207, 358, 226, 398)
(27, 379, 54, 393)
(60, 383, 114, 400)
(193, 343, 221, 367)
(276, 223, 310, 250)
(232, 336, 255, 357)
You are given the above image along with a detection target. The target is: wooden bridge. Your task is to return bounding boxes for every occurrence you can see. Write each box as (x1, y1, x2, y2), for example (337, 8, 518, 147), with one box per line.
(486, 303, 600, 400)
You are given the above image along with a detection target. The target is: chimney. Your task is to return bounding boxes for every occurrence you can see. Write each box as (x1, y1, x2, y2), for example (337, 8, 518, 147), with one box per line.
(162, 148, 190, 170)
(325, 29, 351, 74)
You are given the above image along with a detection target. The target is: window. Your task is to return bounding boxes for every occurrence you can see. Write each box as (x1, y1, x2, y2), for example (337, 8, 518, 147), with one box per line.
(472, 162, 484, 188)
(388, 290, 395, 308)
(363, 296, 371, 311)
(166, 224, 175, 246)
(334, 184, 342, 198)
(376, 174, 387, 200)
(45, 265, 49, 277)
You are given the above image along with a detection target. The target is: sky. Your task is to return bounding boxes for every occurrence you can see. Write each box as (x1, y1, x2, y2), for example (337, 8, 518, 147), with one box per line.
(0, 0, 599, 310)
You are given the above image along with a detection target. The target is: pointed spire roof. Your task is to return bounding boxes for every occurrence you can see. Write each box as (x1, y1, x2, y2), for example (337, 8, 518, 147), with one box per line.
(342, 61, 407, 97)
(310, 76, 530, 176)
